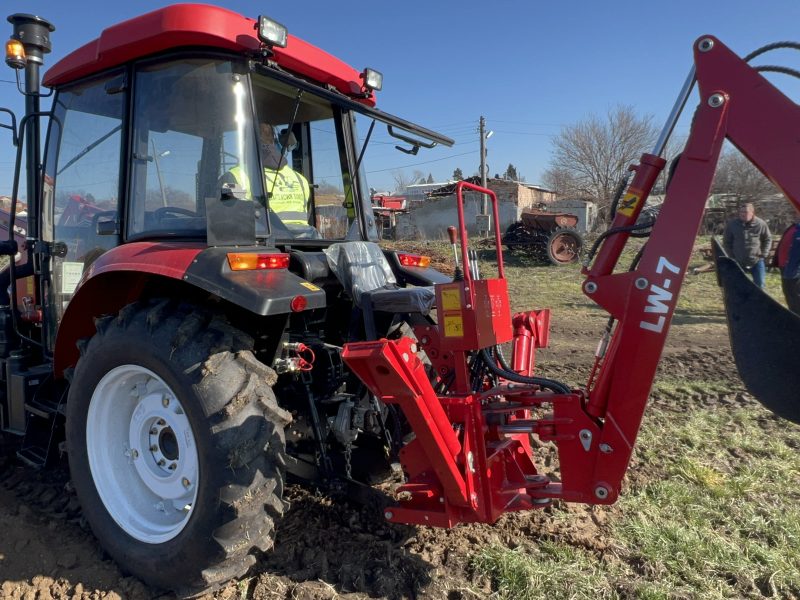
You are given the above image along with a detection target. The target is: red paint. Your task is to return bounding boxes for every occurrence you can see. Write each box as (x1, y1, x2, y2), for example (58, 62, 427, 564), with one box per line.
(54, 242, 203, 376)
(43, 4, 375, 106)
(775, 225, 795, 269)
(454, 181, 505, 280)
(81, 241, 203, 285)
(342, 36, 800, 526)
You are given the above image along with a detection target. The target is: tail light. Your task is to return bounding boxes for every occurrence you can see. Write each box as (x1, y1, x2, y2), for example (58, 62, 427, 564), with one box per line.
(227, 252, 290, 271)
(397, 253, 431, 268)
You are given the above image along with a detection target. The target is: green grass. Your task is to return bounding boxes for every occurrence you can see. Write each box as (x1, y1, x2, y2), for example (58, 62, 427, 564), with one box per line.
(473, 407, 800, 600)
(462, 235, 800, 599)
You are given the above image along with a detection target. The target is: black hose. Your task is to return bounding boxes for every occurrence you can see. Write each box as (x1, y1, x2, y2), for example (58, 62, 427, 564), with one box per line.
(608, 173, 631, 217)
(481, 348, 570, 394)
(585, 220, 657, 264)
(629, 242, 647, 272)
(745, 41, 800, 63)
(755, 65, 800, 80)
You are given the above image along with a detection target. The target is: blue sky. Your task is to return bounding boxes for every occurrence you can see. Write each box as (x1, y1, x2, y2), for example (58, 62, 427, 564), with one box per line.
(1, 0, 799, 193)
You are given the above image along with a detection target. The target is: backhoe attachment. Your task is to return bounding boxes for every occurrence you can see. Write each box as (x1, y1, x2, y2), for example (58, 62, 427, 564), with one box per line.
(713, 239, 800, 424)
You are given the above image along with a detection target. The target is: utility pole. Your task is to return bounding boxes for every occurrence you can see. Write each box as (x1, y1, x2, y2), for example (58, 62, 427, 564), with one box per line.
(479, 115, 487, 191)
(478, 116, 490, 236)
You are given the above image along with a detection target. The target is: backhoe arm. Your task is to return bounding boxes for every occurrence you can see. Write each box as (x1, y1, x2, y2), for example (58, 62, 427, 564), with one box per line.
(580, 35, 800, 501)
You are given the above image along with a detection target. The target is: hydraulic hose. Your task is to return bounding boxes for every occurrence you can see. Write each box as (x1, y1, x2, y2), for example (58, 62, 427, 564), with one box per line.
(481, 347, 571, 395)
(745, 41, 800, 63)
(585, 220, 657, 264)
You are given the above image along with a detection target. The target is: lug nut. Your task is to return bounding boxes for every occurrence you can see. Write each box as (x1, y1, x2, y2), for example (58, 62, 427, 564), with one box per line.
(182, 478, 191, 488)
(150, 445, 158, 452)
(150, 428, 158, 435)
(169, 463, 177, 470)
(162, 395, 170, 407)
(157, 459, 166, 466)
(131, 449, 139, 459)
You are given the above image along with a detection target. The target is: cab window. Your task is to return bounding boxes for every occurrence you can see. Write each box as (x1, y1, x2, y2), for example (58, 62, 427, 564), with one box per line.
(128, 58, 265, 239)
(45, 72, 125, 300)
(251, 75, 358, 240)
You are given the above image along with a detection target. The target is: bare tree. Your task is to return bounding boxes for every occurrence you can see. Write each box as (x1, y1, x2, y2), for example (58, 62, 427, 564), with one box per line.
(542, 105, 657, 219)
(391, 170, 413, 193)
(541, 166, 583, 197)
(712, 147, 777, 200)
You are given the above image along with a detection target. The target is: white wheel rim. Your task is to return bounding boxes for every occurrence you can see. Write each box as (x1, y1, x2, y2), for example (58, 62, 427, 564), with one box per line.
(86, 365, 199, 543)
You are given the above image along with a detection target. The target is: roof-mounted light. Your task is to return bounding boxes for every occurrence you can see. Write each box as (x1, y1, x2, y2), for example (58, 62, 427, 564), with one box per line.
(362, 68, 383, 92)
(5, 39, 25, 69)
(257, 16, 288, 48)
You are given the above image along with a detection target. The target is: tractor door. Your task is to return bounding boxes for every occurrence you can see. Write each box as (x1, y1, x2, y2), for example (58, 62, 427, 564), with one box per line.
(42, 71, 126, 345)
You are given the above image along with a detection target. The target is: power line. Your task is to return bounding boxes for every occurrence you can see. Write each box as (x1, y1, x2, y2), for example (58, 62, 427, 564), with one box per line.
(366, 150, 478, 174)
(492, 129, 555, 137)
(484, 118, 565, 127)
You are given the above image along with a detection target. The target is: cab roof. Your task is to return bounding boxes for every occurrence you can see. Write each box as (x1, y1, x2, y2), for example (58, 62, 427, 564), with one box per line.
(43, 3, 375, 106)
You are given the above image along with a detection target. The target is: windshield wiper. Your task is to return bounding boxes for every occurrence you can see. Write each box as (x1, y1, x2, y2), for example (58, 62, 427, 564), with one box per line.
(57, 123, 122, 175)
(356, 119, 376, 173)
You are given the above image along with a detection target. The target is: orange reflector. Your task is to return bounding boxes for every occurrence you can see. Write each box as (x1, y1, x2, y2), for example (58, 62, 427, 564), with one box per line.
(5, 39, 25, 69)
(290, 295, 307, 312)
(397, 253, 431, 268)
(227, 252, 290, 271)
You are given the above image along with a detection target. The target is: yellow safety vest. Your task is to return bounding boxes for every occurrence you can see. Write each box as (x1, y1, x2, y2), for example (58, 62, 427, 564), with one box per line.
(229, 164, 311, 225)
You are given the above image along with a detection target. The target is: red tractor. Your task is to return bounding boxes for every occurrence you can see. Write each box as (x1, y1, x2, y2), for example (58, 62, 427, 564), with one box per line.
(0, 5, 798, 598)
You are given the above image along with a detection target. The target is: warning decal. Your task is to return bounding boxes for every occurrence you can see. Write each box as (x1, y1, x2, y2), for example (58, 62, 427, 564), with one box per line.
(616, 191, 643, 217)
(443, 315, 464, 337)
(440, 287, 461, 311)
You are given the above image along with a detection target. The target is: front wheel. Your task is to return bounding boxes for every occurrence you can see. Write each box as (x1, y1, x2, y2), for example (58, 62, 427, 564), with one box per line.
(66, 300, 291, 596)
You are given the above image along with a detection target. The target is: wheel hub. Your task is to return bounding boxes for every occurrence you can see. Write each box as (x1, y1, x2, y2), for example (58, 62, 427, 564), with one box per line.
(87, 365, 200, 543)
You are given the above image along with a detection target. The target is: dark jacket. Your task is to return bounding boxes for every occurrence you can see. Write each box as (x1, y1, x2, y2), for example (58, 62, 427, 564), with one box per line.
(723, 216, 772, 268)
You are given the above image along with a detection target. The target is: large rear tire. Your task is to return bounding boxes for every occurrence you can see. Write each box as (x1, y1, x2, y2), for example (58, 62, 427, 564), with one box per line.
(66, 300, 290, 596)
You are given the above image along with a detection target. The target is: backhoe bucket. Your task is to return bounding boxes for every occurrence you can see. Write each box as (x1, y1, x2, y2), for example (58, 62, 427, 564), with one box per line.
(713, 238, 800, 424)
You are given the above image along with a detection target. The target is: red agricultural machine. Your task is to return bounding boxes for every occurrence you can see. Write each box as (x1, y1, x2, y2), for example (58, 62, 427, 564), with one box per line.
(0, 5, 798, 597)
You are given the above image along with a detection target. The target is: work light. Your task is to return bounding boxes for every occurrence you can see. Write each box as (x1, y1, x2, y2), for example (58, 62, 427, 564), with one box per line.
(362, 68, 383, 91)
(257, 16, 287, 48)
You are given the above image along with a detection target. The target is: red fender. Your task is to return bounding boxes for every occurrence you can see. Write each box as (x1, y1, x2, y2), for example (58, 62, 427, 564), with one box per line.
(54, 242, 203, 377)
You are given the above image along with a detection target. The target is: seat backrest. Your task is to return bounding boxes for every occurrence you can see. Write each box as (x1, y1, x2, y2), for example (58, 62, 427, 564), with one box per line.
(324, 241, 396, 306)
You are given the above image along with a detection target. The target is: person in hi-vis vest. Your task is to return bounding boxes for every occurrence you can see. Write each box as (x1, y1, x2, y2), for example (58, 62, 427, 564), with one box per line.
(221, 122, 311, 228)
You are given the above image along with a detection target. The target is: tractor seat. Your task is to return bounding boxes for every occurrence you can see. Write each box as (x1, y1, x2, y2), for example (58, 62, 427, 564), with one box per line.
(325, 242, 434, 338)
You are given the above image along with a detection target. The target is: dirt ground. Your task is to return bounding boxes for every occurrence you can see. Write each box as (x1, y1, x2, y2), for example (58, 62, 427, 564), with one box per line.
(0, 298, 745, 600)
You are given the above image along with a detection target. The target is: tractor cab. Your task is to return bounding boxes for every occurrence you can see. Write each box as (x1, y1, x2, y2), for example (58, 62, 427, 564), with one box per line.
(21, 6, 454, 355)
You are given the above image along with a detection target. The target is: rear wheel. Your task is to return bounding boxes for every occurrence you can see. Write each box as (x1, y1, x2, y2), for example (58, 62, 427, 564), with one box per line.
(546, 228, 583, 265)
(66, 300, 290, 596)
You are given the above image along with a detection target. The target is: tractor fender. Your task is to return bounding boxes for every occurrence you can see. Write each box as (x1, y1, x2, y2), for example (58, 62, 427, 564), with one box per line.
(54, 242, 326, 376)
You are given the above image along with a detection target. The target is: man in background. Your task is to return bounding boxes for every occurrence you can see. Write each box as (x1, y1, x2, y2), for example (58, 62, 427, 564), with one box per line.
(723, 202, 772, 289)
